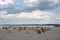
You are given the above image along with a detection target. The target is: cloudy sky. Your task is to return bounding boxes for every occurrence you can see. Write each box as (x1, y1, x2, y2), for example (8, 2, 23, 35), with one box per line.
(0, 0, 60, 24)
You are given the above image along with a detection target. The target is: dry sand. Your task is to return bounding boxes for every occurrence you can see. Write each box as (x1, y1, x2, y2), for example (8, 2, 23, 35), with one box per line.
(0, 27, 60, 40)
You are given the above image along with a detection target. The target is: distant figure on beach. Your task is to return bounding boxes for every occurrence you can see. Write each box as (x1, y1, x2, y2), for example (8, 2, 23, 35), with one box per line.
(37, 30, 41, 34)
(41, 27, 45, 33)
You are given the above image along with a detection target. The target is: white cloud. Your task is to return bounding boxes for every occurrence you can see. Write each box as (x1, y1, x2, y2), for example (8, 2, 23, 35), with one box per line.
(18, 11, 53, 20)
(0, 10, 60, 24)
(23, 0, 60, 10)
(0, 0, 14, 5)
(0, 10, 54, 20)
(1, 14, 17, 18)
(0, 0, 60, 24)
(24, 0, 38, 7)
(0, 11, 7, 18)
(0, 11, 7, 15)
(56, 16, 60, 20)
(0, 0, 60, 14)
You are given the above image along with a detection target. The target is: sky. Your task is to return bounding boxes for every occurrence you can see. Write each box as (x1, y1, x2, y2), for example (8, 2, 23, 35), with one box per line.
(0, 0, 60, 24)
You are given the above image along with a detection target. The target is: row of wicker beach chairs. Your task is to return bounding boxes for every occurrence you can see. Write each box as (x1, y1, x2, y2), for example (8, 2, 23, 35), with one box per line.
(2, 27, 51, 34)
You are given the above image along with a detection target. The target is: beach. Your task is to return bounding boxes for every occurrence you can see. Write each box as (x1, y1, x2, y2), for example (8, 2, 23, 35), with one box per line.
(0, 27, 60, 40)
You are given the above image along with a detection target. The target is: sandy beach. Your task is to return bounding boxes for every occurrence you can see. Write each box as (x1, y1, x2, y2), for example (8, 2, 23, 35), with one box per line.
(0, 27, 60, 40)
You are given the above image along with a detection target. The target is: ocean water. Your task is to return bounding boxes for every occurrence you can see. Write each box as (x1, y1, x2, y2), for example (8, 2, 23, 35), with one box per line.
(0, 24, 60, 27)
